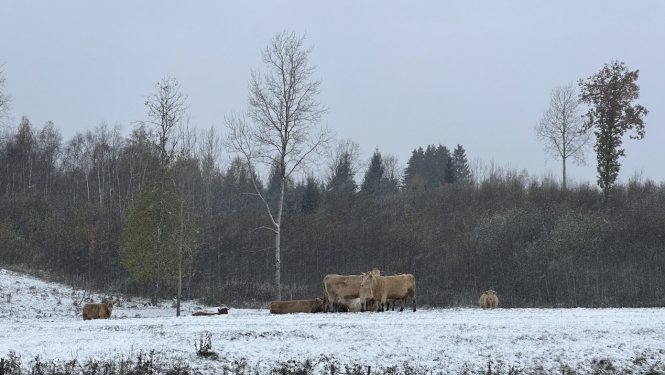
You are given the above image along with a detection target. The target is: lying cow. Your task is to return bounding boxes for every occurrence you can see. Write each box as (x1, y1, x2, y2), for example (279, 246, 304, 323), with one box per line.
(192, 305, 229, 316)
(323, 268, 381, 313)
(331, 297, 364, 312)
(269, 298, 324, 314)
(360, 272, 416, 312)
(82, 299, 116, 320)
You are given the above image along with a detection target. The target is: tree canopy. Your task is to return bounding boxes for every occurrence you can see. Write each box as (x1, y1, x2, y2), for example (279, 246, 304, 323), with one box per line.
(578, 60, 648, 201)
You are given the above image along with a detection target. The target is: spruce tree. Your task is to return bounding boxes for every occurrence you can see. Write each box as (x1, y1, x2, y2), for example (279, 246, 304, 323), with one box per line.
(361, 148, 385, 196)
(422, 145, 439, 186)
(302, 177, 320, 215)
(403, 147, 425, 188)
(328, 151, 357, 194)
(452, 144, 471, 183)
(436, 145, 455, 184)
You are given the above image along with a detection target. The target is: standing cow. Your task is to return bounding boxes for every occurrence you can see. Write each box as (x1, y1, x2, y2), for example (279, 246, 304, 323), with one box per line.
(479, 290, 499, 309)
(323, 268, 381, 312)
(82, 299, 116, 320)
(360, 272, 416, 312)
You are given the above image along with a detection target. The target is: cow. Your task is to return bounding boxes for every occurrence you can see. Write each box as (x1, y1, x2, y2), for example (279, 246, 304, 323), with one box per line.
(479, 290, 499, 309)
(82, 299, 116, 320)
(332, 297, 364, 312)
(192, 305, 229, 316)
(269, 298, 324, 314)
(383, 274, 416, 312)
(323, 268, 381, 313)
(360, 272, 416, 312)
(359, 284, 375, 312)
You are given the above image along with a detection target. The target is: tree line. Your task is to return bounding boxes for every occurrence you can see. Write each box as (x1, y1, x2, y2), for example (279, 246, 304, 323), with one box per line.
(1, 114, 663, 308)
(1, 35, 659, 309)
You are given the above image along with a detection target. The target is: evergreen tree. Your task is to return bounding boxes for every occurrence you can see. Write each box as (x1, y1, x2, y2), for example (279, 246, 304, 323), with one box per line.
(119, 175, 180, 303)
(124, 75, 188, 305)
(436, 145, 455, 184)
(422, 145, 439, 185)
(452, 144, 471, 184)
(406, 144, 454, 187)
(361, 148, 385, 196)
(403, 147, 425, 188)
(328, 151, 357, 194)
(302, 177, 320, 215)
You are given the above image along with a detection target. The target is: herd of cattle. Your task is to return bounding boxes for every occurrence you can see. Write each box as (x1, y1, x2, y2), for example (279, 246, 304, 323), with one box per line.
(80, 269, 498, 319)
(271, 268, 417, 314)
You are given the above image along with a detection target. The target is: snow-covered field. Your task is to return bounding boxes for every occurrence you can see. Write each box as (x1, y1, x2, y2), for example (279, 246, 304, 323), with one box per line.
(1, 268, 665, 374)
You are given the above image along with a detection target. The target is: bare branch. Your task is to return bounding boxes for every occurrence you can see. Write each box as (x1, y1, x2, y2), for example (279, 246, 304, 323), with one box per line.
(224, 31, 331, 301)
(534, 83, 592, 188)
(0, 61, 13, 128)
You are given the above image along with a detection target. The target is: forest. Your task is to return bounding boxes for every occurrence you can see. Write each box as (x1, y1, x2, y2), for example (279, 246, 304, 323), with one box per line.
(0, 115, 663, 309)
(1, 37, 661, 310)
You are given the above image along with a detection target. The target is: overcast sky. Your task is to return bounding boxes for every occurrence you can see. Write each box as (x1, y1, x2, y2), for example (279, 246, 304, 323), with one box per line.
(1, 1, 663, 185)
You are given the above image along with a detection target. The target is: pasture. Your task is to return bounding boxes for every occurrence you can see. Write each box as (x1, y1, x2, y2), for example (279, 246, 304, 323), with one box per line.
(1, 268, 665, 374)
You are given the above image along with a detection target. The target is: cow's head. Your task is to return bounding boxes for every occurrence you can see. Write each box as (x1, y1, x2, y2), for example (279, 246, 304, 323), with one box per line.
(104, 300, 115, 311)
(360, 271, 374, 288)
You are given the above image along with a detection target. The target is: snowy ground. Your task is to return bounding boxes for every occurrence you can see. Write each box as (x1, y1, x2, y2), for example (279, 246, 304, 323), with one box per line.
(1, 268, 665, 374)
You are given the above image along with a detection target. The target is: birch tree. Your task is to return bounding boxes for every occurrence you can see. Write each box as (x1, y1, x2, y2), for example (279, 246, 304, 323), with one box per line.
(225, 31, 331, 301)
(0, 61, 12, 128)
(534, 83, 591, 189)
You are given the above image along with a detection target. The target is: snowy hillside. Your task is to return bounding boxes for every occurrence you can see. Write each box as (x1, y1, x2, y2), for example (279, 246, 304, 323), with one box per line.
(1, 268, 665, 374)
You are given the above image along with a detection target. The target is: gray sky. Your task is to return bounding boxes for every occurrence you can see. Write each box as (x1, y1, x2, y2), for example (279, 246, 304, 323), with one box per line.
(1, 1, 664, 185)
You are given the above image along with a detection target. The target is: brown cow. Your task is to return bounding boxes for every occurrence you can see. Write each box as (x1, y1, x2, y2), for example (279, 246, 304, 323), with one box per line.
(323, 268, 381, 313)
(192, 306, 229, 316)
(479, 290, 499, 309)
(360, 272, 416, 312)
(269, 298, 324, 314)
(82, 300, 116, 320)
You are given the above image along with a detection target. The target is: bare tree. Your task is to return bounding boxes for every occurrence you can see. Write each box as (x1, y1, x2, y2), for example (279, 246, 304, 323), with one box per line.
(225, 31, 331, 301)
(535, 83, 591, 189)
(144, 76, 189, 168)
(172, 115, 198, 317)
(0, 61, 12, 128)
(197, 125, 224, 218)
(382, 154, 402, 181)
